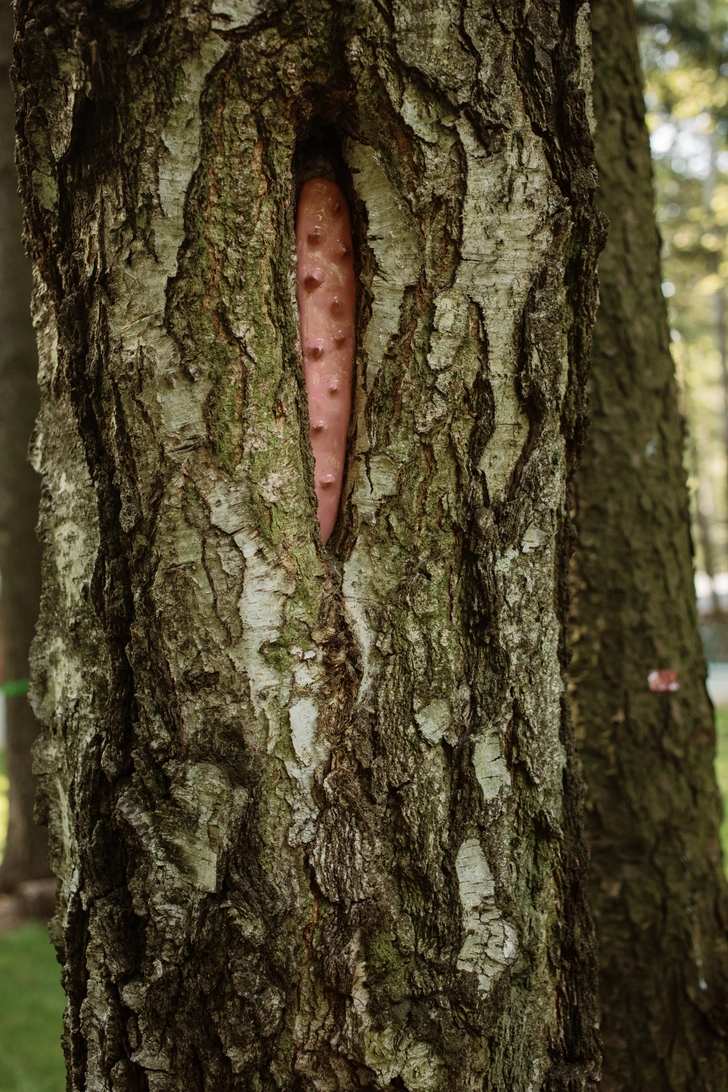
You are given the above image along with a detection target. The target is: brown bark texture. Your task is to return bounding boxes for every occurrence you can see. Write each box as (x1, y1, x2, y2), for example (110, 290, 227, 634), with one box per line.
(0, 0, 47, 892)
(15, 0, 603, 1088)
(571, 0, 728, 1087)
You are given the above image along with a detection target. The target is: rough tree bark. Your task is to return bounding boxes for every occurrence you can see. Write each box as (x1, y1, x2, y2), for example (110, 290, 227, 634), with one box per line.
(0, 0, 47, 892)
(15, 1, 603, 1088)
(571, 0, 728, 1086)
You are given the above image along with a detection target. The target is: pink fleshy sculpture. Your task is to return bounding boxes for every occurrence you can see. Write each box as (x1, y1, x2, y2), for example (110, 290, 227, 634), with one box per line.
(296, 178, 355, 544)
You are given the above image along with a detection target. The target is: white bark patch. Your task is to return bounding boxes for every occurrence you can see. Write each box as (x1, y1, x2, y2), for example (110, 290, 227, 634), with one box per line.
(454, 112, 560, 502)
(48, 54, 85, 162)
(432, 104, 569, 804)
(348, 457, 398, 526)
(363, 1026, 442, 1092)
(343, 443, 408, 696)
(399, 83, 444, 147)
(289, 697, 319, 766)
(346, 141, 419, 394)
(165, 763, 244, 893)
(456, 838, 518, 993)
(30, 296, 101, 714)
(472, 732, 509, 799)
(368, 455, 399, 499)
(158, 38, 226, 268)
(116, 763, 247, 901)
(106, 35, 227, 439)
(210, 0, 270, 29)
(350, 929, 369, 1018)
(415, 699, 451, 745)
(341, 540, 400, 698)
(286, 695, 329, 845)
(426, 287, 470, 373)
(29, 284, 105, 904)
(228, 525, 295, 753)
(202, 478, 329, 852)
(206, 478, 251, 536)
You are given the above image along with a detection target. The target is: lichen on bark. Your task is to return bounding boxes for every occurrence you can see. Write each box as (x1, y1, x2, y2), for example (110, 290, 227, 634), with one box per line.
(16, 0, 603, 1088)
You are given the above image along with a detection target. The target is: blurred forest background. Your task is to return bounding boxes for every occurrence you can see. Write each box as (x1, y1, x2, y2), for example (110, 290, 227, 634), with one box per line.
(640, 0, 728, 641)
(3, 1, 728, 1089)
(637, 0, 728, 875)
(634, 0, 728, 854)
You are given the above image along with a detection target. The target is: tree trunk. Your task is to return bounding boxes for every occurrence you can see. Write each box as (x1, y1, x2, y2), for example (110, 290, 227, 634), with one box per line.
(572, 0, 728, 1086)
(16, 1, 603, 1088)
(0, 0, 47, 892)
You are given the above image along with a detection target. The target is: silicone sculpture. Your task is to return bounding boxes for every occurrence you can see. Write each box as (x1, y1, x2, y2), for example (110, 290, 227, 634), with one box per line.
(296, 178, 355, 543)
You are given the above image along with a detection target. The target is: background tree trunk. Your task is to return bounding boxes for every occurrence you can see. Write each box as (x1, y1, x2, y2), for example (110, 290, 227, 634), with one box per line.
(572, 0, 728, 1086)
(16, 1, 602, 1088)
(0, 0, 47, 893)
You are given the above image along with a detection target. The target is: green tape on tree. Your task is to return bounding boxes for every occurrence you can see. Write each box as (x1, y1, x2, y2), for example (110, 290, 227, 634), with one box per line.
(0, 678, 29, 697)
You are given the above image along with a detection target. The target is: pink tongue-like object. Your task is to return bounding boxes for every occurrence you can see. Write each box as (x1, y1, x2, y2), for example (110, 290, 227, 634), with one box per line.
(296, 178, 355, 544)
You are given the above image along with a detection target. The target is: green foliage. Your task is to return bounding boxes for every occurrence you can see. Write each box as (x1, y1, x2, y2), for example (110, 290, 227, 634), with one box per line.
(0, 924, 64, 1092)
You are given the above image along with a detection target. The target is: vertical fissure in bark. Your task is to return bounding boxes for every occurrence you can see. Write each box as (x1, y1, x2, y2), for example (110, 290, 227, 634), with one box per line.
(17, 1, 603, 1089)
(293, 112, 375, 550)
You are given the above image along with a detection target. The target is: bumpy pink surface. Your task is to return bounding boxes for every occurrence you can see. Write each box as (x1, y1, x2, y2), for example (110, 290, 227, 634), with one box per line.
(296, 178, 355, 544)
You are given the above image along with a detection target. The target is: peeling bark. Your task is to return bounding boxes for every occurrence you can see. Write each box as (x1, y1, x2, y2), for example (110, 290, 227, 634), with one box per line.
(15, 1, 603, 1088)
(572, 0, 728, 1086)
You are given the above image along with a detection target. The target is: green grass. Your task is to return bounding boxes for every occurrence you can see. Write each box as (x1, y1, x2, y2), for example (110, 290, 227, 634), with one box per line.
(0, 924, 65, 1092)
(0, 753, 65, 1092)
